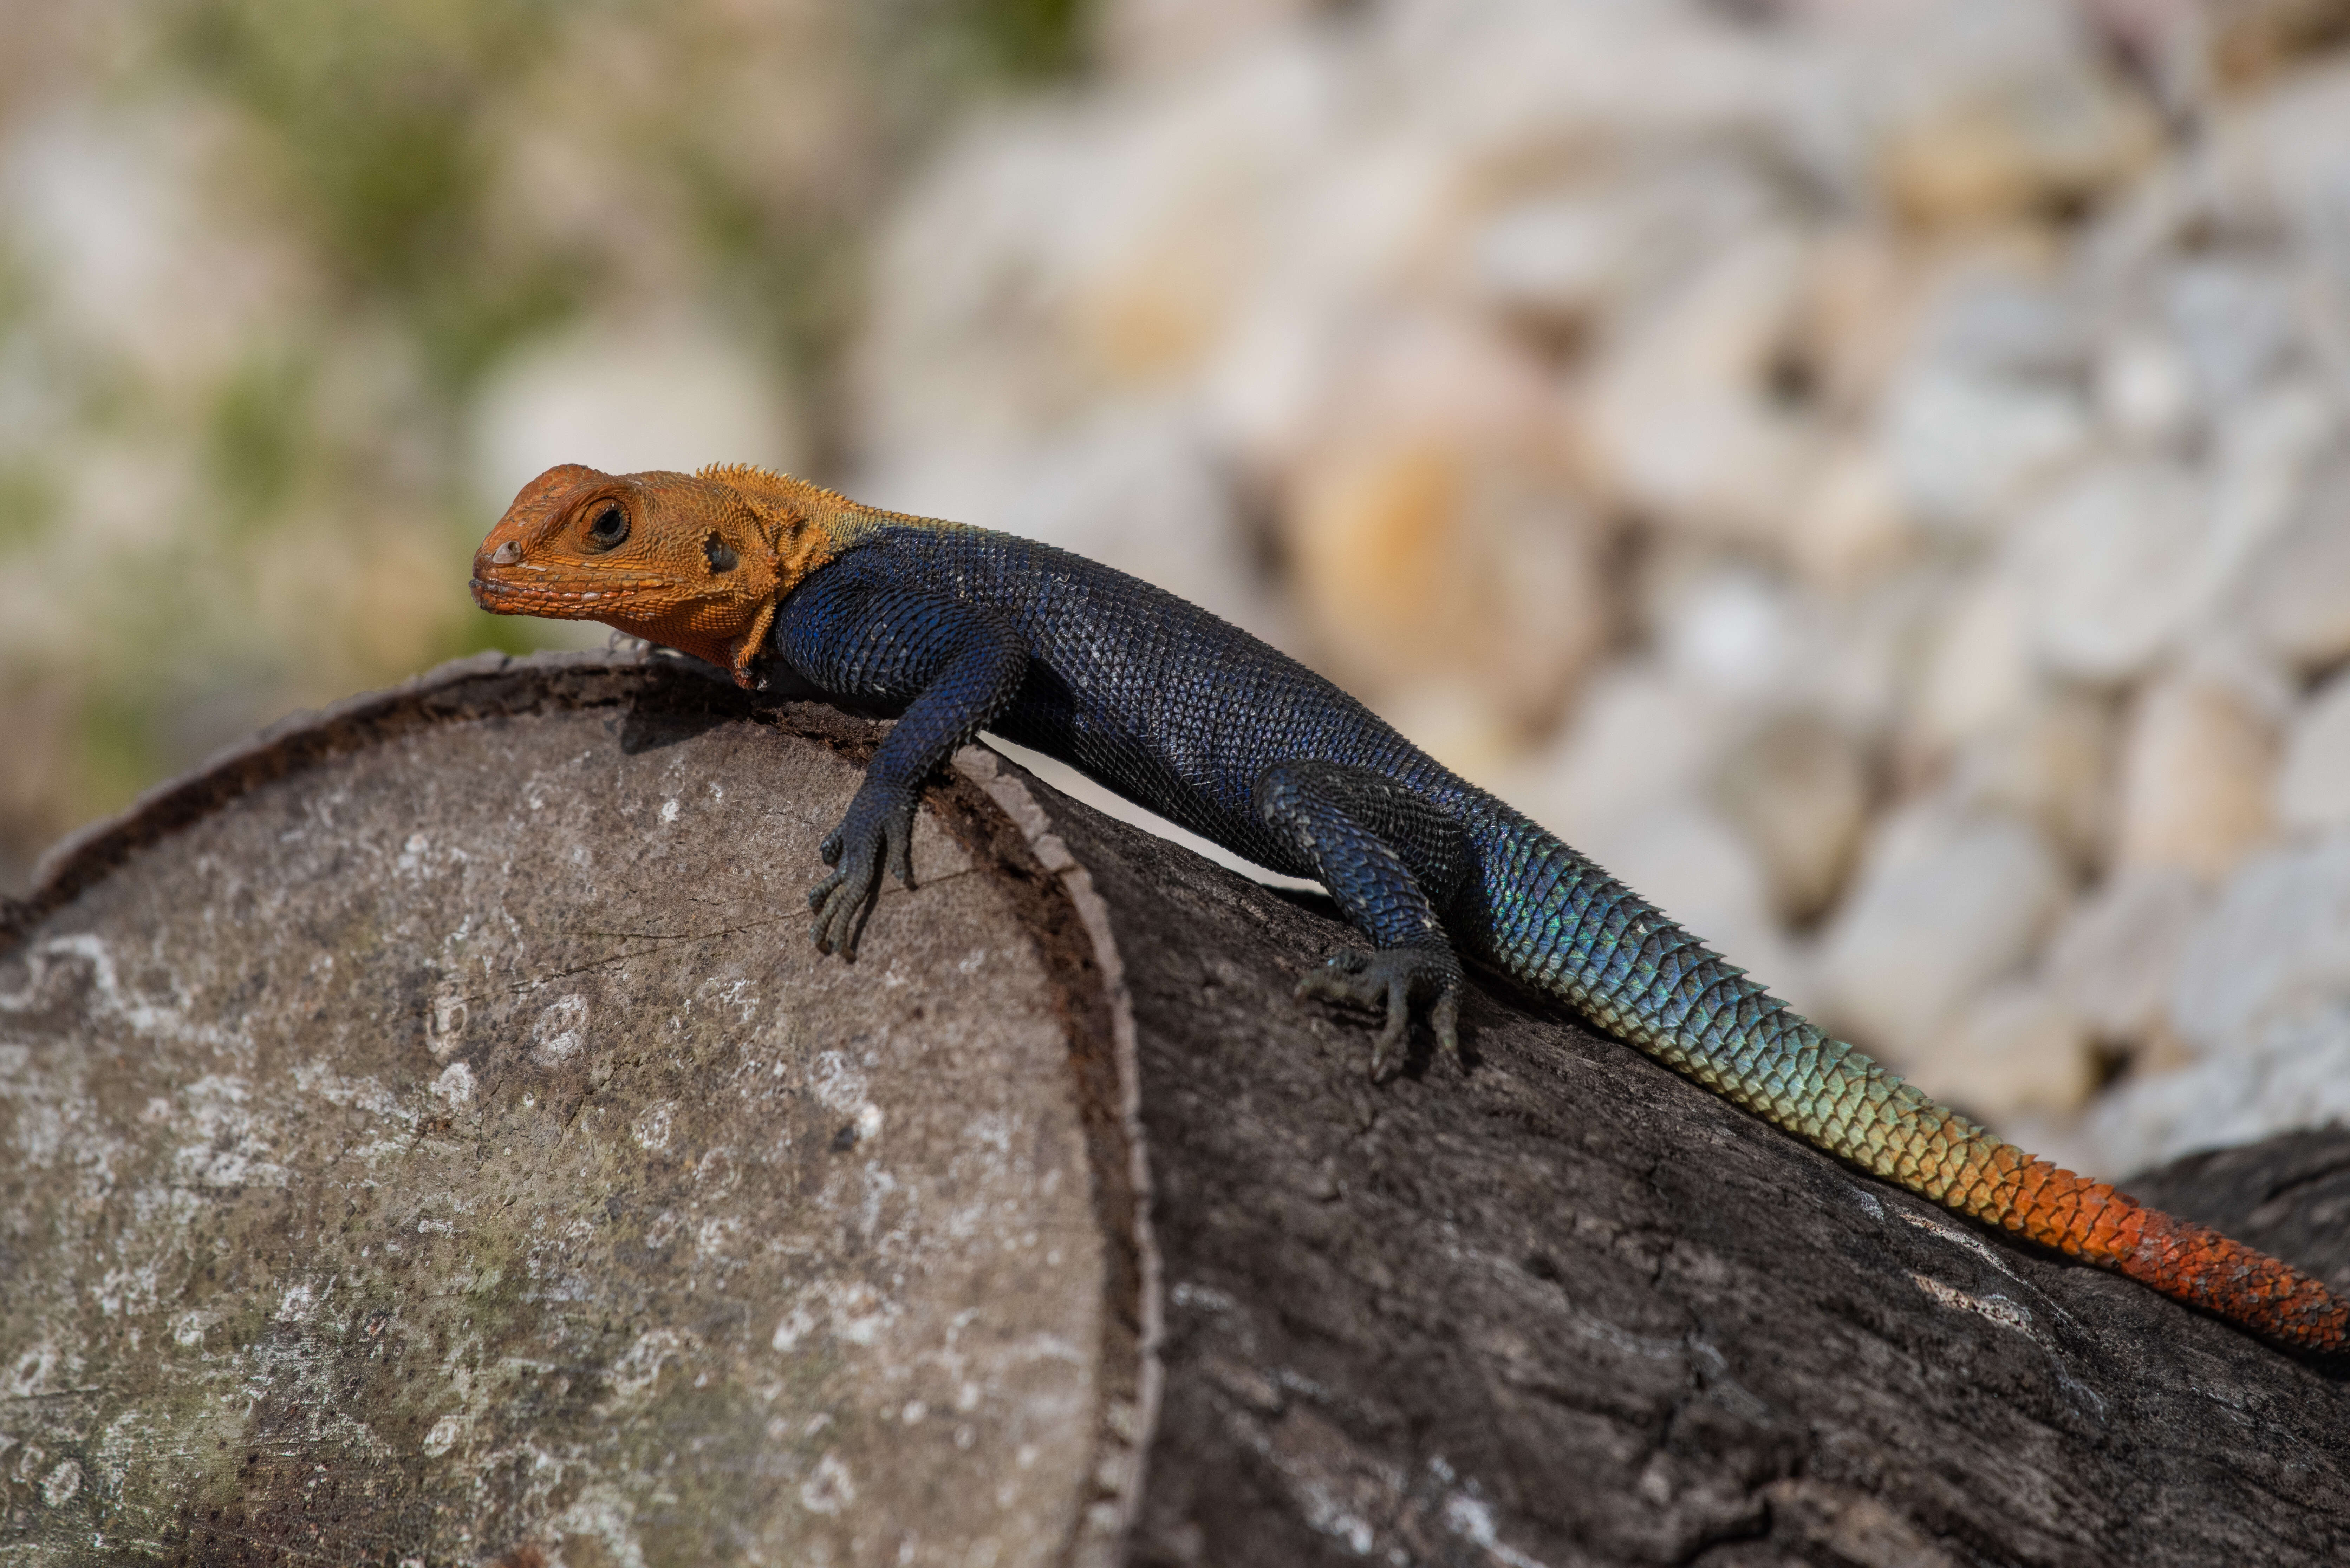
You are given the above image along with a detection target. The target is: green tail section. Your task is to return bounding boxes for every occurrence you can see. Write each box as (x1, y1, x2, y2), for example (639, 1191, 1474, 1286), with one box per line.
(1466, 808, 2349, 1353)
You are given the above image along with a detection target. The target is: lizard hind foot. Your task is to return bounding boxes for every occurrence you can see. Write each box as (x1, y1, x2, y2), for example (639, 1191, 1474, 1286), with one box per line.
(1296, 945, 1464, 1080)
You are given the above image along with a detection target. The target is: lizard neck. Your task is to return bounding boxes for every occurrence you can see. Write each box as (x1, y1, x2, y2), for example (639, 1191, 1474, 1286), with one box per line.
(698, 462, 957, 587)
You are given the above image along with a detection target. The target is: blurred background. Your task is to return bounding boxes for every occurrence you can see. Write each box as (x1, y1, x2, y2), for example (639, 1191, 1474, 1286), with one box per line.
(4, 0, 2349, 1179)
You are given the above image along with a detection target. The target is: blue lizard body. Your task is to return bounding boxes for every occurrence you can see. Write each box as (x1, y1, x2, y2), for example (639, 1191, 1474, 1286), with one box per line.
(470, 463, 2350, 1355)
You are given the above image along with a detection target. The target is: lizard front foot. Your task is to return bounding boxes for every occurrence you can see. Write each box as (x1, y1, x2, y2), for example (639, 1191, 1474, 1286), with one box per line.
(1296, 945, 1463, 1080)
(807, 782, 918, 960)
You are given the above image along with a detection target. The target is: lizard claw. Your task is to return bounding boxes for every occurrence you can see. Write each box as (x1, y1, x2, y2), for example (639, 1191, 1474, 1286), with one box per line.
(807, 782, 918, 961)
(1296, 945, 1464, 1080)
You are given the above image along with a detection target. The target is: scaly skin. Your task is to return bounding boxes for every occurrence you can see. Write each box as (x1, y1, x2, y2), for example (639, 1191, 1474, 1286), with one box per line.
(472, 463, 2350, 1357)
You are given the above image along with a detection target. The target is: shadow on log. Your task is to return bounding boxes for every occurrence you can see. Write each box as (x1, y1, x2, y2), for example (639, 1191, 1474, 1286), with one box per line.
(2, 650, 2345, 1567)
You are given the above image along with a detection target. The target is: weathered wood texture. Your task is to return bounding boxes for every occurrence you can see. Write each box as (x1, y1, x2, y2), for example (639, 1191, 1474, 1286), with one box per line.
(1056, 809, 2350, 1568)
(0, 653, 1151, 1567)
(3, 651, 2346, 1567)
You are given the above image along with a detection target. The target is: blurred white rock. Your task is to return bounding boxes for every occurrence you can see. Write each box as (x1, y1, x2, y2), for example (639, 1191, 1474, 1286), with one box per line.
(2113, 666, 2280, 879)
(1815, 798, 2070, 1066)
(1516, 662, 1725, 841)
(1097, 0, 1324, 78)
(1946, 687, 2118, 871)
(1915, 981, 2097, 1126)
(862, 42, 1353, 459)
(1709, 710, 1870, 925)
(1787, 443, 1920, 595)
(1280, 318, 1604, 720)
(1914, 569, 2037, 749)
(2171, 829, 2350, 1057)
(2084, 1006, 2350, 1175)
(2, 104, 305, 395)
(2206, 378, 2338, 583)
(1850, 0, 2159, 229)
(1371, 677, 1524, 786)
(2015, 458, 2211, 682)
(2237, 459, 2350, 675)
(469, 316, 802, 507)
(1584, 229, 1825, 549)
(1467, 192, 1639, 337)
(2277, 670, 2350, 834)
(2092, 332, 2195, 444)
(2165, 259, 2302, 409)
(1655, 566, 1806, 707)
(1884, 362, 2091, 535)
(1287, 443, 1606, 721)
(1464, 160, 1781, 347)
(858, 110, 1105, 456)
(1916, 276, 2089, 381)
(1793, 230, 1933, 416)
(2211, 52, 2350, 225)
(2046, 864, 2207, 1048)
(1378, 0, 1806, 174)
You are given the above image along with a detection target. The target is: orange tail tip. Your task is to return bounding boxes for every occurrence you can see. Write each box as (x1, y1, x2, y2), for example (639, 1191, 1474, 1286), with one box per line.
(1994, 1154, 2349, 1354)
(2118, 1205, 2350, 1355)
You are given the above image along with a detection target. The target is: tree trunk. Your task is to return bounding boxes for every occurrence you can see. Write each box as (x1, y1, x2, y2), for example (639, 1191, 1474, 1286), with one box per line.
(2, 651, 2344, 1567)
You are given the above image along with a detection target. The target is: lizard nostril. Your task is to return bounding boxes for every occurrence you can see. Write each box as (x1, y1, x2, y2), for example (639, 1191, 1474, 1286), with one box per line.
(491, 541, 521, 566)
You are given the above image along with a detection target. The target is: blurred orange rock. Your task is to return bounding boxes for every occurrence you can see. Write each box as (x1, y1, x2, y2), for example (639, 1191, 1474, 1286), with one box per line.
(1865, 2, 2161, 229)
(1286, 438, 1606, 728)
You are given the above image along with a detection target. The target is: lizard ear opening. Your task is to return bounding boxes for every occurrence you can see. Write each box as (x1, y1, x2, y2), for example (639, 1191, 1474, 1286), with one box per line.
(704, 533, 739, 573)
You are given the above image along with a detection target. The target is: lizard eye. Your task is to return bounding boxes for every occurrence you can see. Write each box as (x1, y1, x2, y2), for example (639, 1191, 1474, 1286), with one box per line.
(704, 533, 738, 573)
(584, 503, 630, 551)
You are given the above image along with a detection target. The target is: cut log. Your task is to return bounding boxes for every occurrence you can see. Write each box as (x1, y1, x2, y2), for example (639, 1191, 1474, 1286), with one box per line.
(2, 651, 2344, 1567)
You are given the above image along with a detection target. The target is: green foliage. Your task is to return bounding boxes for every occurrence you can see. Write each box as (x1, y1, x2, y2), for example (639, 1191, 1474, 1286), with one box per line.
(0, 461, 57, 555)
(204, 351, 312, 532)
(875, 0, 1096, 88)
(0, 0, 1109, 885)
(162, 0, 590, 387)
(73, 685, 170, 816)
(955, 0, 1094, 81)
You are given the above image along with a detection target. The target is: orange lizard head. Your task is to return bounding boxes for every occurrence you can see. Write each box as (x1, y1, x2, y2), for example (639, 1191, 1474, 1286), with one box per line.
(471, 463, 841, 688)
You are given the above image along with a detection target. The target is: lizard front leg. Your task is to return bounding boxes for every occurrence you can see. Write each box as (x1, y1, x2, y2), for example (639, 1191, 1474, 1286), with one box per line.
(772, 571, 1029, 959)
(1254, 762, 1473, 1078)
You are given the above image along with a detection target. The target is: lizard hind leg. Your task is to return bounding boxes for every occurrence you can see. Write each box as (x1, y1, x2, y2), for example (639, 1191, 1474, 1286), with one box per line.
(1254, 761, 1472, 1079)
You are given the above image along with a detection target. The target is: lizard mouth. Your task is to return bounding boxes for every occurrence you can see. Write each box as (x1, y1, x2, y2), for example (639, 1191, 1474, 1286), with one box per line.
(469, 572, 678, 616)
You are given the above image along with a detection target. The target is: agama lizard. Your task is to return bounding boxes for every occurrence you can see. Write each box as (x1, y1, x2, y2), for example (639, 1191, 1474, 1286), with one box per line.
(471, 461, 2349, 1357)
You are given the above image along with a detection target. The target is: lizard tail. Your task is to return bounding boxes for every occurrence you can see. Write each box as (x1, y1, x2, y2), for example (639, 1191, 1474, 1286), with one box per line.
(1473, 811, 2349, 1355)
(1967, 1148, 2348, 1350)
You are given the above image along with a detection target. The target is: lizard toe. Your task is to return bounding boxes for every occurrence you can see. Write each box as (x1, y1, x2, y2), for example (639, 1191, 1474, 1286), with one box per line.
(1431, 985, 1462, 1065)
(1296, 950, 1383, 1011)
(1298, 945, 1466, 1079)
(1370, 973, 1412, 1081)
